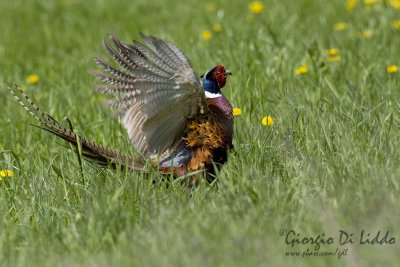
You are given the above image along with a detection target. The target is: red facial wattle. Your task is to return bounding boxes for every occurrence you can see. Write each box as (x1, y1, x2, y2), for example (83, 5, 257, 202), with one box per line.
(213, 65, 227, 88)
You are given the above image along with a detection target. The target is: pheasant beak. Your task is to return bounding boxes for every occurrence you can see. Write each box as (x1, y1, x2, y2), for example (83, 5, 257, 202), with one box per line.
(225, 70, 232, 77)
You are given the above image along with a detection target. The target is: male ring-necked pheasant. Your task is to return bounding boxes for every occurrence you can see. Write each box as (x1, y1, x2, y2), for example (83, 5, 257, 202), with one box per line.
(10, 34, 234, 181)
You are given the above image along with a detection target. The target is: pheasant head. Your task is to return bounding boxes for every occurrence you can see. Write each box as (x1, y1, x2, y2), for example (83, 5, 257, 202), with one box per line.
(201, 65, 232, 95)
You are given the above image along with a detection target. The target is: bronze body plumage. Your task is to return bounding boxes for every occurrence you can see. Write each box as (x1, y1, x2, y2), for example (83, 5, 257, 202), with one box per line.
(10, 34, 233, 181)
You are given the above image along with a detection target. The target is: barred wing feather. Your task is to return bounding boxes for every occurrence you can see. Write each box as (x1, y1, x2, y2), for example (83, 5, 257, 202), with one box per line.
(94, 34, 208, 155)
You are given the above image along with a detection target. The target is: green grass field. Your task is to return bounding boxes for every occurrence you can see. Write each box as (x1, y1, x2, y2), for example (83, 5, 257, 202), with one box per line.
(1, 0, 400, 266)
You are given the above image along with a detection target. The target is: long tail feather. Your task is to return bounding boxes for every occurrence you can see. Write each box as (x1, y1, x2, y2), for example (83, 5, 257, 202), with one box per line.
(9, 84, 146, 171)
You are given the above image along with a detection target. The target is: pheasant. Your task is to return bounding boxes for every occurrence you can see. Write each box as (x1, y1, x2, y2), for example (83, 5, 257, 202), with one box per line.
(10, 34, 234, 181)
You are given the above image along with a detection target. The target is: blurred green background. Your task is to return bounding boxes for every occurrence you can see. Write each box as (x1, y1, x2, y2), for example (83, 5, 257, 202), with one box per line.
(1, 0, 400, 266)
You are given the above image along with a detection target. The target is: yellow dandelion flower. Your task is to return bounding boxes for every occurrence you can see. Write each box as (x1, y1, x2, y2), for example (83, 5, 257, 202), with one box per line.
(387, 65, 398, 74)
(363, 0, 379, 5)
(0, 170, 13, 180)
(392, 20, 400, 30)
(389, 0, 400, 9)
(232, 108, 242, 116)
(333, 22, 348, 31)
(328, 55, 342, 62)
(346, 0, 357, 11)
(26, 74, 40, 85)
(201, 30, 212, 41)
(249, 1, 264, 14)
(205, 2, 217, 12)
(212, 23, 223, 33)
(361, 29, 373, 38)
(262, 116, 274, 126)
(295, 65, 308, 75)
(327, 48, 339, 57)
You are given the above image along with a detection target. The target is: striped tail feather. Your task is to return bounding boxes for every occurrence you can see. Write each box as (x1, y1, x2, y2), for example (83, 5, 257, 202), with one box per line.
(9, 85, 146, 171)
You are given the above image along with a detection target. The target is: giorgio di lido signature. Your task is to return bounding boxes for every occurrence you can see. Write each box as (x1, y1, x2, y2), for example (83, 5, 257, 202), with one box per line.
(279, 229, 396, 258)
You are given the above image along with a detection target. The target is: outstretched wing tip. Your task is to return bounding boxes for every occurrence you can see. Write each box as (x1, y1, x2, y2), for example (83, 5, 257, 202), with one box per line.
(94, 33, 207, 155)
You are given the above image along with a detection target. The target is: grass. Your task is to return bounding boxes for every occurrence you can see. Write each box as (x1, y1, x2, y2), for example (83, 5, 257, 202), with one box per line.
(1, 0, 400, 266)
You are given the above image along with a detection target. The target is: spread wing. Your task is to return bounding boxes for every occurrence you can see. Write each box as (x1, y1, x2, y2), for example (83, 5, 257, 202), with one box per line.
(93, 34, 208, 156)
